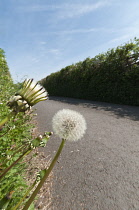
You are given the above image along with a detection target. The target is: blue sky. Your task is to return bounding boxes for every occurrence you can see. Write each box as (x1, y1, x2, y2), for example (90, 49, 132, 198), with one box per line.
(1, 0, 139, 82)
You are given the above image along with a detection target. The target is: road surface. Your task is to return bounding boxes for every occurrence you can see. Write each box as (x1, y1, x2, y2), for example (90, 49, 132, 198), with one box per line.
(35, 96, 139, 210)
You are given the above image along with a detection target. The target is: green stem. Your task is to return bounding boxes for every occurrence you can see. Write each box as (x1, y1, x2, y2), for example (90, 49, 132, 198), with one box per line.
(23, 139, 66, 210)
(12, 179, 37, 210)
(0, 191, 14, 209)
(1, 144, 28, 167)
(0, 148, 32, 180)
(0, 126, 11, 137)
(0, 112, 15, 130)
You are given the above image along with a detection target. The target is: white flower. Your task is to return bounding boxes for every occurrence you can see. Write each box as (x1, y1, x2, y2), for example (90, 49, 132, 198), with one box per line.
(19, 79, 48, 106)
(7, 78, 48, 112)
(52, 109, 87, 141)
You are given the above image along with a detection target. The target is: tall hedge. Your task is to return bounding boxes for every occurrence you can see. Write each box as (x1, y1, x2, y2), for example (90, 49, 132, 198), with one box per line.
(41, 38, 139, 105)
(0, 49, 15, 100)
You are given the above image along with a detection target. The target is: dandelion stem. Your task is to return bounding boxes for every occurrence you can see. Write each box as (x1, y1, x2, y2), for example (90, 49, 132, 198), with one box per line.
(0, 112, 15, 130)
(0, 126, 11, 137)
(12, 179, 37, 210)
(0, 191, 14, 209)
(1, 144, 28, 167)
(23, 139, 66, 210)
(0, 148, 32, 180)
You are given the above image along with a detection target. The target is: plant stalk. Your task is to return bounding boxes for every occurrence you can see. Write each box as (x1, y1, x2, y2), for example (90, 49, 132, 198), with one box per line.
(0, 148, 32, 180)
(12, 179, 37, 210)
(1, 144, 28, 167)
(0, 112, 16, 130)
(23, 139, 66, 210)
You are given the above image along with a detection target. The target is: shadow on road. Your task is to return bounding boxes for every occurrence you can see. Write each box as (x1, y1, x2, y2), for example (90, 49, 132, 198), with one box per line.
(49, 96, 139, 121)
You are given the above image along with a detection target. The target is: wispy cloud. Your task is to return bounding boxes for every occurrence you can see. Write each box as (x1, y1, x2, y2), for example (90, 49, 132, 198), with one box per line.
(58, 2, 110, 19)
(31, 57, 40, 63)
(108, 23, 139, 45)
(29, 27, 105, 37)
(18, 1, 110, 18)
(60, 28, 99, 34)
(38, 45, 62, 58)
(48, 48, 61, 56)
(40, 41, 47, 45)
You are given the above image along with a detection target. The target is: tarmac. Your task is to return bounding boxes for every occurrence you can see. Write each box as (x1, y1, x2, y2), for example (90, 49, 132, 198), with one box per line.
(35, 96, 139, 210)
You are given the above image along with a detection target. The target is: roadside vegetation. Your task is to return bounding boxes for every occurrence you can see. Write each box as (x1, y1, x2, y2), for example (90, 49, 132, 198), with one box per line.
(0, 49, 35, 208)
(40, 38, 139, 106)
(0, 51, 52, 209)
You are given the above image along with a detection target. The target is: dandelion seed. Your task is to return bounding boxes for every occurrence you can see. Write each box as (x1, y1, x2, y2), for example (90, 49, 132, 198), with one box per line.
(52, 109, 87, 141)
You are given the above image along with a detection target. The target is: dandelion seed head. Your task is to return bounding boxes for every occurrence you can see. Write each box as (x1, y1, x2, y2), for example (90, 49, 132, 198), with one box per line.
(52, 109, 87, 142)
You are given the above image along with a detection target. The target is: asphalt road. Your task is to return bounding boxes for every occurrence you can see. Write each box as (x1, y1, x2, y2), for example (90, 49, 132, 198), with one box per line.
(35, 96, 139, 210)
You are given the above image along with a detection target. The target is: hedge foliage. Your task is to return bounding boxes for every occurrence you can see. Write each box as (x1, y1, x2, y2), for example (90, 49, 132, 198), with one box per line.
(40, 38, 139, 105)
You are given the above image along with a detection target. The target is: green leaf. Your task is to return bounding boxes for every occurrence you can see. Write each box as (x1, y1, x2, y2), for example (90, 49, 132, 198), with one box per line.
(42, 137, 49, 144)
(39, 169, 47, 179)
(31, 138, 40, 147)
(28, 202, 35, 210)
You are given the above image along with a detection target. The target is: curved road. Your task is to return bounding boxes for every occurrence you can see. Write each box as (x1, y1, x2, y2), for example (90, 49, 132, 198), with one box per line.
(35, 96, 139, 210)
